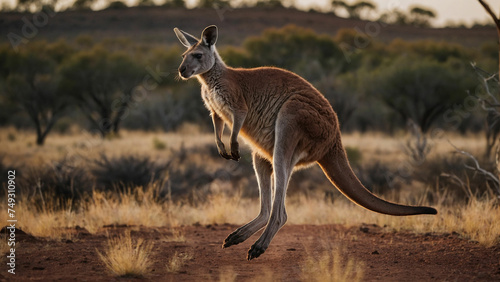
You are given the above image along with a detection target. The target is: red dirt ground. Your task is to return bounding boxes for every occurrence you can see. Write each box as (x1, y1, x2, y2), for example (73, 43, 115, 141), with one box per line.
(1, 223, 499, 281)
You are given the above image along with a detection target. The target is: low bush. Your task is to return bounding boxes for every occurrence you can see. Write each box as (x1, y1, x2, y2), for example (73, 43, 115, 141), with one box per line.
(91, 154, 170, 191)
(415, 153, 497, 200)
(19, 158, 93, 210)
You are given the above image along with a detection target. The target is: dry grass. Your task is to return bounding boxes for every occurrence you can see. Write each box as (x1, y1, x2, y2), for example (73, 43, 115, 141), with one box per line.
(301, 247, 364, 282)
(218, 267, 238, 282)
(172, 192, 258, 225)
(4, 189, 498, 246)
(96, 231, 154, 277)
(286, 191, 500, 247)
(165, 251, 194, 273)
(162, 228, 186, 242)
(0, 128, 498, 247)
(0, 127, 214, 167)
(0, 128, 483, 168)
(0, 185, 173, 238)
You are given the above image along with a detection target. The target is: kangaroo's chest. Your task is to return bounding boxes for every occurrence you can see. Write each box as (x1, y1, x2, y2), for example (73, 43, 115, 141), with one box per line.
(201, 86, 232, 123)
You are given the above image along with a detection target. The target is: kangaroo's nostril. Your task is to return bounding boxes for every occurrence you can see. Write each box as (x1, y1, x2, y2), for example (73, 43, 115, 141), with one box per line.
(179, 66, 186, 73)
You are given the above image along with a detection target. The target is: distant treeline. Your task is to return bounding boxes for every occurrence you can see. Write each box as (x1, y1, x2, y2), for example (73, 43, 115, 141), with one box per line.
(0, 25, 497, 145)
(3, 0, 495, 28)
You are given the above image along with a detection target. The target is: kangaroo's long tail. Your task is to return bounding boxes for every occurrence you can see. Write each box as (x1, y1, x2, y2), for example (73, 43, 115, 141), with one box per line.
(318, 145, 437, 216)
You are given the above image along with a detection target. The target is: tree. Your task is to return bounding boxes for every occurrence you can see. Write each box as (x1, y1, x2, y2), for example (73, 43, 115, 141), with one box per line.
(255, 0, 282, 8)
(477, 0, 500, 158)
(197, 0, 229, 8)
(138, 0, 156, 6)
(72, 0, 95, 10)
(368, 57, 470, 133)
(106, 1, 127, 9)
(350, 1, 376, 19)
(2, 45, 70, 145)
(331, 0, 376, 19)
(243, 25, 342, 73)
(16, 0, 57, 12)
(60, 47, 143, 137)
(378, 9, 409, 25)
(409, 6, 436, 27)
(331, 0, 348, 16)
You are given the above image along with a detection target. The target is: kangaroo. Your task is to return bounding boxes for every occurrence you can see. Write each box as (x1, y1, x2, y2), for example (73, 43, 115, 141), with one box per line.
(174, 25, 437, 260)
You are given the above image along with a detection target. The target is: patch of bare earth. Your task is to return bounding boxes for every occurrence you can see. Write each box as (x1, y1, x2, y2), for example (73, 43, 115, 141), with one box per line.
(1, 224, 499, 281)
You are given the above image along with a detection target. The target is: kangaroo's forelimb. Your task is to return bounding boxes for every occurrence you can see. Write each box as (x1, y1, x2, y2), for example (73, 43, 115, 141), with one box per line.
(212, 112, 232, 160)
(228, 108, 247, 161)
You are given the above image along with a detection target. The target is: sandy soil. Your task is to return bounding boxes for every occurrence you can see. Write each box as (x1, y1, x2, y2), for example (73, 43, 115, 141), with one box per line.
(1, 223, 499, 281)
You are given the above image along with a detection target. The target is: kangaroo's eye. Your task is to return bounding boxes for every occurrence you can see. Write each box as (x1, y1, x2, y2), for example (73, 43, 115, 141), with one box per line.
(193, 54, 202, 59)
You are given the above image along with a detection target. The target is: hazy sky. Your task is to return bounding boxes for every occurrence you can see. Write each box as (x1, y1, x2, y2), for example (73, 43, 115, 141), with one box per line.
(2, 0, 499, 27)
(292, 0, 500, 27)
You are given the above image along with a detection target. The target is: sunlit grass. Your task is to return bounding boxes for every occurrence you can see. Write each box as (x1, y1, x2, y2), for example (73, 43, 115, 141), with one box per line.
(0, 128, 498, 247)
(4, 188, 498, 247)
(96, 231, 154, 277)
(165, 251, 193, 273)
(287, 191, 500, 247)
(162, 228, 186, 242)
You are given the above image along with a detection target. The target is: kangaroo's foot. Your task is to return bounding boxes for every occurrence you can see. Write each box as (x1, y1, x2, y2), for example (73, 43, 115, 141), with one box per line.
(247, 241, 267, 260)
(222, 229, 246, 248)
(222, 217, 268, 248)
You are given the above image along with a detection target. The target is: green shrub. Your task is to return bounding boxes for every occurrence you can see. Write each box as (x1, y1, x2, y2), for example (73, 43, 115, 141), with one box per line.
(152, 137, 166, 150)
(243, 25, 342, 73)
(366, 56, 474, 133)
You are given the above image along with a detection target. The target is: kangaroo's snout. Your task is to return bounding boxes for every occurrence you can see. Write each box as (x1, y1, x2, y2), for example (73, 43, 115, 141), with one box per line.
(178, 65, 194, 79)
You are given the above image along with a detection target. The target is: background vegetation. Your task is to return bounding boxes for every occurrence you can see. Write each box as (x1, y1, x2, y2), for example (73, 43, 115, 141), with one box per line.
(1, 0, 499, 253)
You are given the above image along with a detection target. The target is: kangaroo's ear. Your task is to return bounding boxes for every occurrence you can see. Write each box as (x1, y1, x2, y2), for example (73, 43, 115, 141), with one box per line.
(174, 28, 199, 48)
(201, 25, 217, 47)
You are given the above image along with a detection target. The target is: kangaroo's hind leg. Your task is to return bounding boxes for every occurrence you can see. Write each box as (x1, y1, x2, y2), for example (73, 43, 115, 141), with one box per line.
(223, 152, 273, 248)
(247, 112, 301, 260)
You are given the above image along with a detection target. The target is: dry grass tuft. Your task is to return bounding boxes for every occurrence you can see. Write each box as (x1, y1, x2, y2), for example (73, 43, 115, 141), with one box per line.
(97, 231, 154, 277)
(162, 228, 186, 242)
(165, 251, 193, 273)
(218, 266, 238, 282)
(83, 186, 171, 233)
(440, 196, 500, 246)
(301, 248, 364, 282)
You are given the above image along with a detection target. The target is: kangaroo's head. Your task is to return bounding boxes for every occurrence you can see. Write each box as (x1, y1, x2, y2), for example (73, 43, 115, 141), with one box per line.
(174, 25, 218, 79)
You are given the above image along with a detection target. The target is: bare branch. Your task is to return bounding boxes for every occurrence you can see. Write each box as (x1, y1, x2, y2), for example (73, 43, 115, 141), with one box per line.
(448, 141, 500, 196)
(440, 172, 470, 197)
(478, 0, 500, 28)
(496, 145, 500, 175)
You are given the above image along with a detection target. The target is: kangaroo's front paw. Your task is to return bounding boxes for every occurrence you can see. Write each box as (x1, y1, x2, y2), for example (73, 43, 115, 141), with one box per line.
(247, 243, 267, 260)
(219, 150, 232, 160)
(216, 141, 232, 160)
(230, 141, 240, 161)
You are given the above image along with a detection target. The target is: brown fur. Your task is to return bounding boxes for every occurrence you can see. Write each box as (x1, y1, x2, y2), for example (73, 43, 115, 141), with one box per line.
(174, 25, 437, 260)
